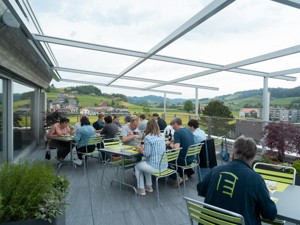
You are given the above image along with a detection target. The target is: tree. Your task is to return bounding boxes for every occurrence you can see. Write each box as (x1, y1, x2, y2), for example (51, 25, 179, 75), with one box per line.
(201, 100, 234, 137)
(183, 100, 194, 113)
(203, 100, 233, 118)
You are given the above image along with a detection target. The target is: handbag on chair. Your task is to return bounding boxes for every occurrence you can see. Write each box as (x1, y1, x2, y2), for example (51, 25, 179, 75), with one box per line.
(219, 137, 229, 162)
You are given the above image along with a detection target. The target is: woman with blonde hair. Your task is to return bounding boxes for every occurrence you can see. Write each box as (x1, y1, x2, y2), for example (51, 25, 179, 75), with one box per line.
(135, 119, 167, 195)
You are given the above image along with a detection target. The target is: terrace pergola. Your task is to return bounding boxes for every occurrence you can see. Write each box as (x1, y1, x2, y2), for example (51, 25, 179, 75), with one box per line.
(3, 0, 300, 120)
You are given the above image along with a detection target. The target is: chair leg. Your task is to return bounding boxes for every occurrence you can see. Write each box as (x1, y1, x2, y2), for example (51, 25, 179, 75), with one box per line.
(182, 168, 186, 195)
(156, 177, 160, 207)
(176, 173, 181, 196)
(83, 155, 87, 177)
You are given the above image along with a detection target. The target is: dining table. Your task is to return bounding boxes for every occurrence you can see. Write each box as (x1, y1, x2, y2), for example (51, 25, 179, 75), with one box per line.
(48, 135, 76, 170)
(99, 144, 140, 194)
(270, 183, 300, 224)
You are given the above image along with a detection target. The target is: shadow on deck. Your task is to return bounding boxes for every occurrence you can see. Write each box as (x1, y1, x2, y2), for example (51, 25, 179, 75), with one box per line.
(29, 145, 204, 225)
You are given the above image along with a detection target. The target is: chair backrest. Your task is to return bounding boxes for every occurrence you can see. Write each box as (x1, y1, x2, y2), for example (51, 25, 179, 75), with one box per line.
(102, 137, 120, 148)
(162, 148, 181, 163)
(86, 135, 102, 146)
(253, 162, 296, 185)
(186, 143, 203, 157)
(184, 197, 245, 225)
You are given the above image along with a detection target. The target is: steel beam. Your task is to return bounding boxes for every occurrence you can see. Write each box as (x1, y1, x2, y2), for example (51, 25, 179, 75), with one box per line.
(60, 78, 182, 95)
(107, 0, 236, 85)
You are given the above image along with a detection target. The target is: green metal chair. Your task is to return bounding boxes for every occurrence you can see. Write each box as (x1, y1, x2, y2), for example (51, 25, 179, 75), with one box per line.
(253, 162, 296, 185)
(183, 197, 245, 225)
(151, 148, 181, 206)
(100, 137, 136, 185)
(76, 135, 103, 176)
(177, 143, 203, 194)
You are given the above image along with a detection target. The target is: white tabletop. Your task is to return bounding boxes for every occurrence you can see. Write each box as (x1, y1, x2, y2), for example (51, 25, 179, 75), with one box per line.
(273, 184, 300, 223)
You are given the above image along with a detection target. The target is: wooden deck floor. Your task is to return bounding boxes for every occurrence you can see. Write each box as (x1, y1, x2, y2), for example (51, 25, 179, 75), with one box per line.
(29, 145, 203, 225)
(28, 144, 295, 225)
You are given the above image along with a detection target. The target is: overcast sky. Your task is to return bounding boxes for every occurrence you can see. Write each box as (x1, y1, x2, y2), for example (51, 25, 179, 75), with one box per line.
(24, 0, 300, 99)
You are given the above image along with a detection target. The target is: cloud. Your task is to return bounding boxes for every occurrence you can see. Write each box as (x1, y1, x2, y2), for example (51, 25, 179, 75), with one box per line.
(27, 0, 300, 99)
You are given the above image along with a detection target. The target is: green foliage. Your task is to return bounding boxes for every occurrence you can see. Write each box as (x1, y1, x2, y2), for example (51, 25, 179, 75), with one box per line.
(292, 160, 300, 175)
(203, 100, 233, 118)
(183, 100, 194, 113)
(0, 162, 69, 223)
(67, 85, 102, 96)
(262, 122, 300, 162)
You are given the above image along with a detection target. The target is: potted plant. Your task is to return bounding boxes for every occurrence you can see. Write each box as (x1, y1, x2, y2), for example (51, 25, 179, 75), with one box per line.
(262, 122, 300, 162)
(0, 161, 69, 225)
(292, 159, 300, 186)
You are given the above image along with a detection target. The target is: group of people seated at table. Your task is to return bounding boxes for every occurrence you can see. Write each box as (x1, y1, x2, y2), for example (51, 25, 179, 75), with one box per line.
(47, 113, 279, 223)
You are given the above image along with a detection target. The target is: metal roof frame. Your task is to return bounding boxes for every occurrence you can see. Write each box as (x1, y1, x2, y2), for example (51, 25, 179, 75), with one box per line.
(3, 0, 300, 120)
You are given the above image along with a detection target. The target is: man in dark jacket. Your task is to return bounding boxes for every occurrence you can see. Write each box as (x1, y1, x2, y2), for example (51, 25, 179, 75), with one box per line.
(197, 136, 277, 224)
(152, 113, 167, 131)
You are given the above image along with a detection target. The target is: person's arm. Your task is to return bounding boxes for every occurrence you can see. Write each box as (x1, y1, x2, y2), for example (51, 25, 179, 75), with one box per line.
(100, 125, 108, 135)
(197, 169, 213, 197)
(142, 137, 151, 157)
(255, 176, 277, 220)
(47, 124, 58, 137)
(73, 129, 82, 143)
(170, 132, 180, 149)
(122, 134, 139, 143)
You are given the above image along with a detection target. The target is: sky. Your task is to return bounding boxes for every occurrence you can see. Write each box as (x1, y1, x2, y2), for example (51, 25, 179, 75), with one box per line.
(18, 0, 300, 99)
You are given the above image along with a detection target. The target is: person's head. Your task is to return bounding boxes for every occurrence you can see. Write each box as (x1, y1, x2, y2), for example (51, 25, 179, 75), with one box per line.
(129, 118, 138, 130)
(104, 115, 113, 124)
(98, 113, 105, 121)
(145, 119, 160, 136)
(152, 113, 159, 120)
(188, 119, 199, 131)
(113, 115, 120, 123)
(139, 114, 146, 121)
(59, 117, 70, 128)
(232, 136, 257, 165)
(80, 116, 90, 126)
(131, 114, 137, 120)
(124, 115, 132, 124)
(171, 117, 182, 131)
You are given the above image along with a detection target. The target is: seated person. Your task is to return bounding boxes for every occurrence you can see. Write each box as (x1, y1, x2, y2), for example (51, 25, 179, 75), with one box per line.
(113, 115, 123, 131)
(187, 119, 206, 144)
(152, 113, 167, 131)
(47, 117, 73, 161)
(164, 122, 175, 140)
(73, 116, 95, 160)
(138, 114, 148, 134)
(120, 118, 142, 146)
(93, 113, 105, 133)
(135, 119, 167, 196)
(169, 117, 195, 184)
(101, 115, 119, 139)
(197, 136, 277, 224)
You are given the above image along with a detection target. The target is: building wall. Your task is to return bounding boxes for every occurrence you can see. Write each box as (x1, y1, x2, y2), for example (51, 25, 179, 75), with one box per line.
(0, 1, 52, 163)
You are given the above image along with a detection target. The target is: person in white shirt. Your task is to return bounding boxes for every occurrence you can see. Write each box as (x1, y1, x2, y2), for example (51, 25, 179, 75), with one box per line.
(188, 119, 206, 144)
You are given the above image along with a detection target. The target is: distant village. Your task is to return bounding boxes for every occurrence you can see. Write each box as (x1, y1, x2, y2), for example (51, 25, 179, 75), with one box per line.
(48, 90, 300, 122)
(239, 107, 300, 122)
(48, 91, 130, 116)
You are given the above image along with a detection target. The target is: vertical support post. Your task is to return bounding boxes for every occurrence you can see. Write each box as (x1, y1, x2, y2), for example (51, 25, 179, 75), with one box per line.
(263, 77, 269, 122)
(195, 88, 199, 119)
(163, 92, 166, 120)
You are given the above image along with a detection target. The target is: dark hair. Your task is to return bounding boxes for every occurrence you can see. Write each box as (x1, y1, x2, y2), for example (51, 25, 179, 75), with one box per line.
(152, 113, 159, 117)
(140, 114, 146, 120)
(124, 115, 132, 123)
(171, 117, 182, 126)
(145, 119, 160, 136)
(80, 116, 90, 126)
(104, 115, 113, 124)
(113, 115, 120, 119)
(233, 136, 257, 162)
(60, 117, 70, 124)
(188, 119, 199, 129)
